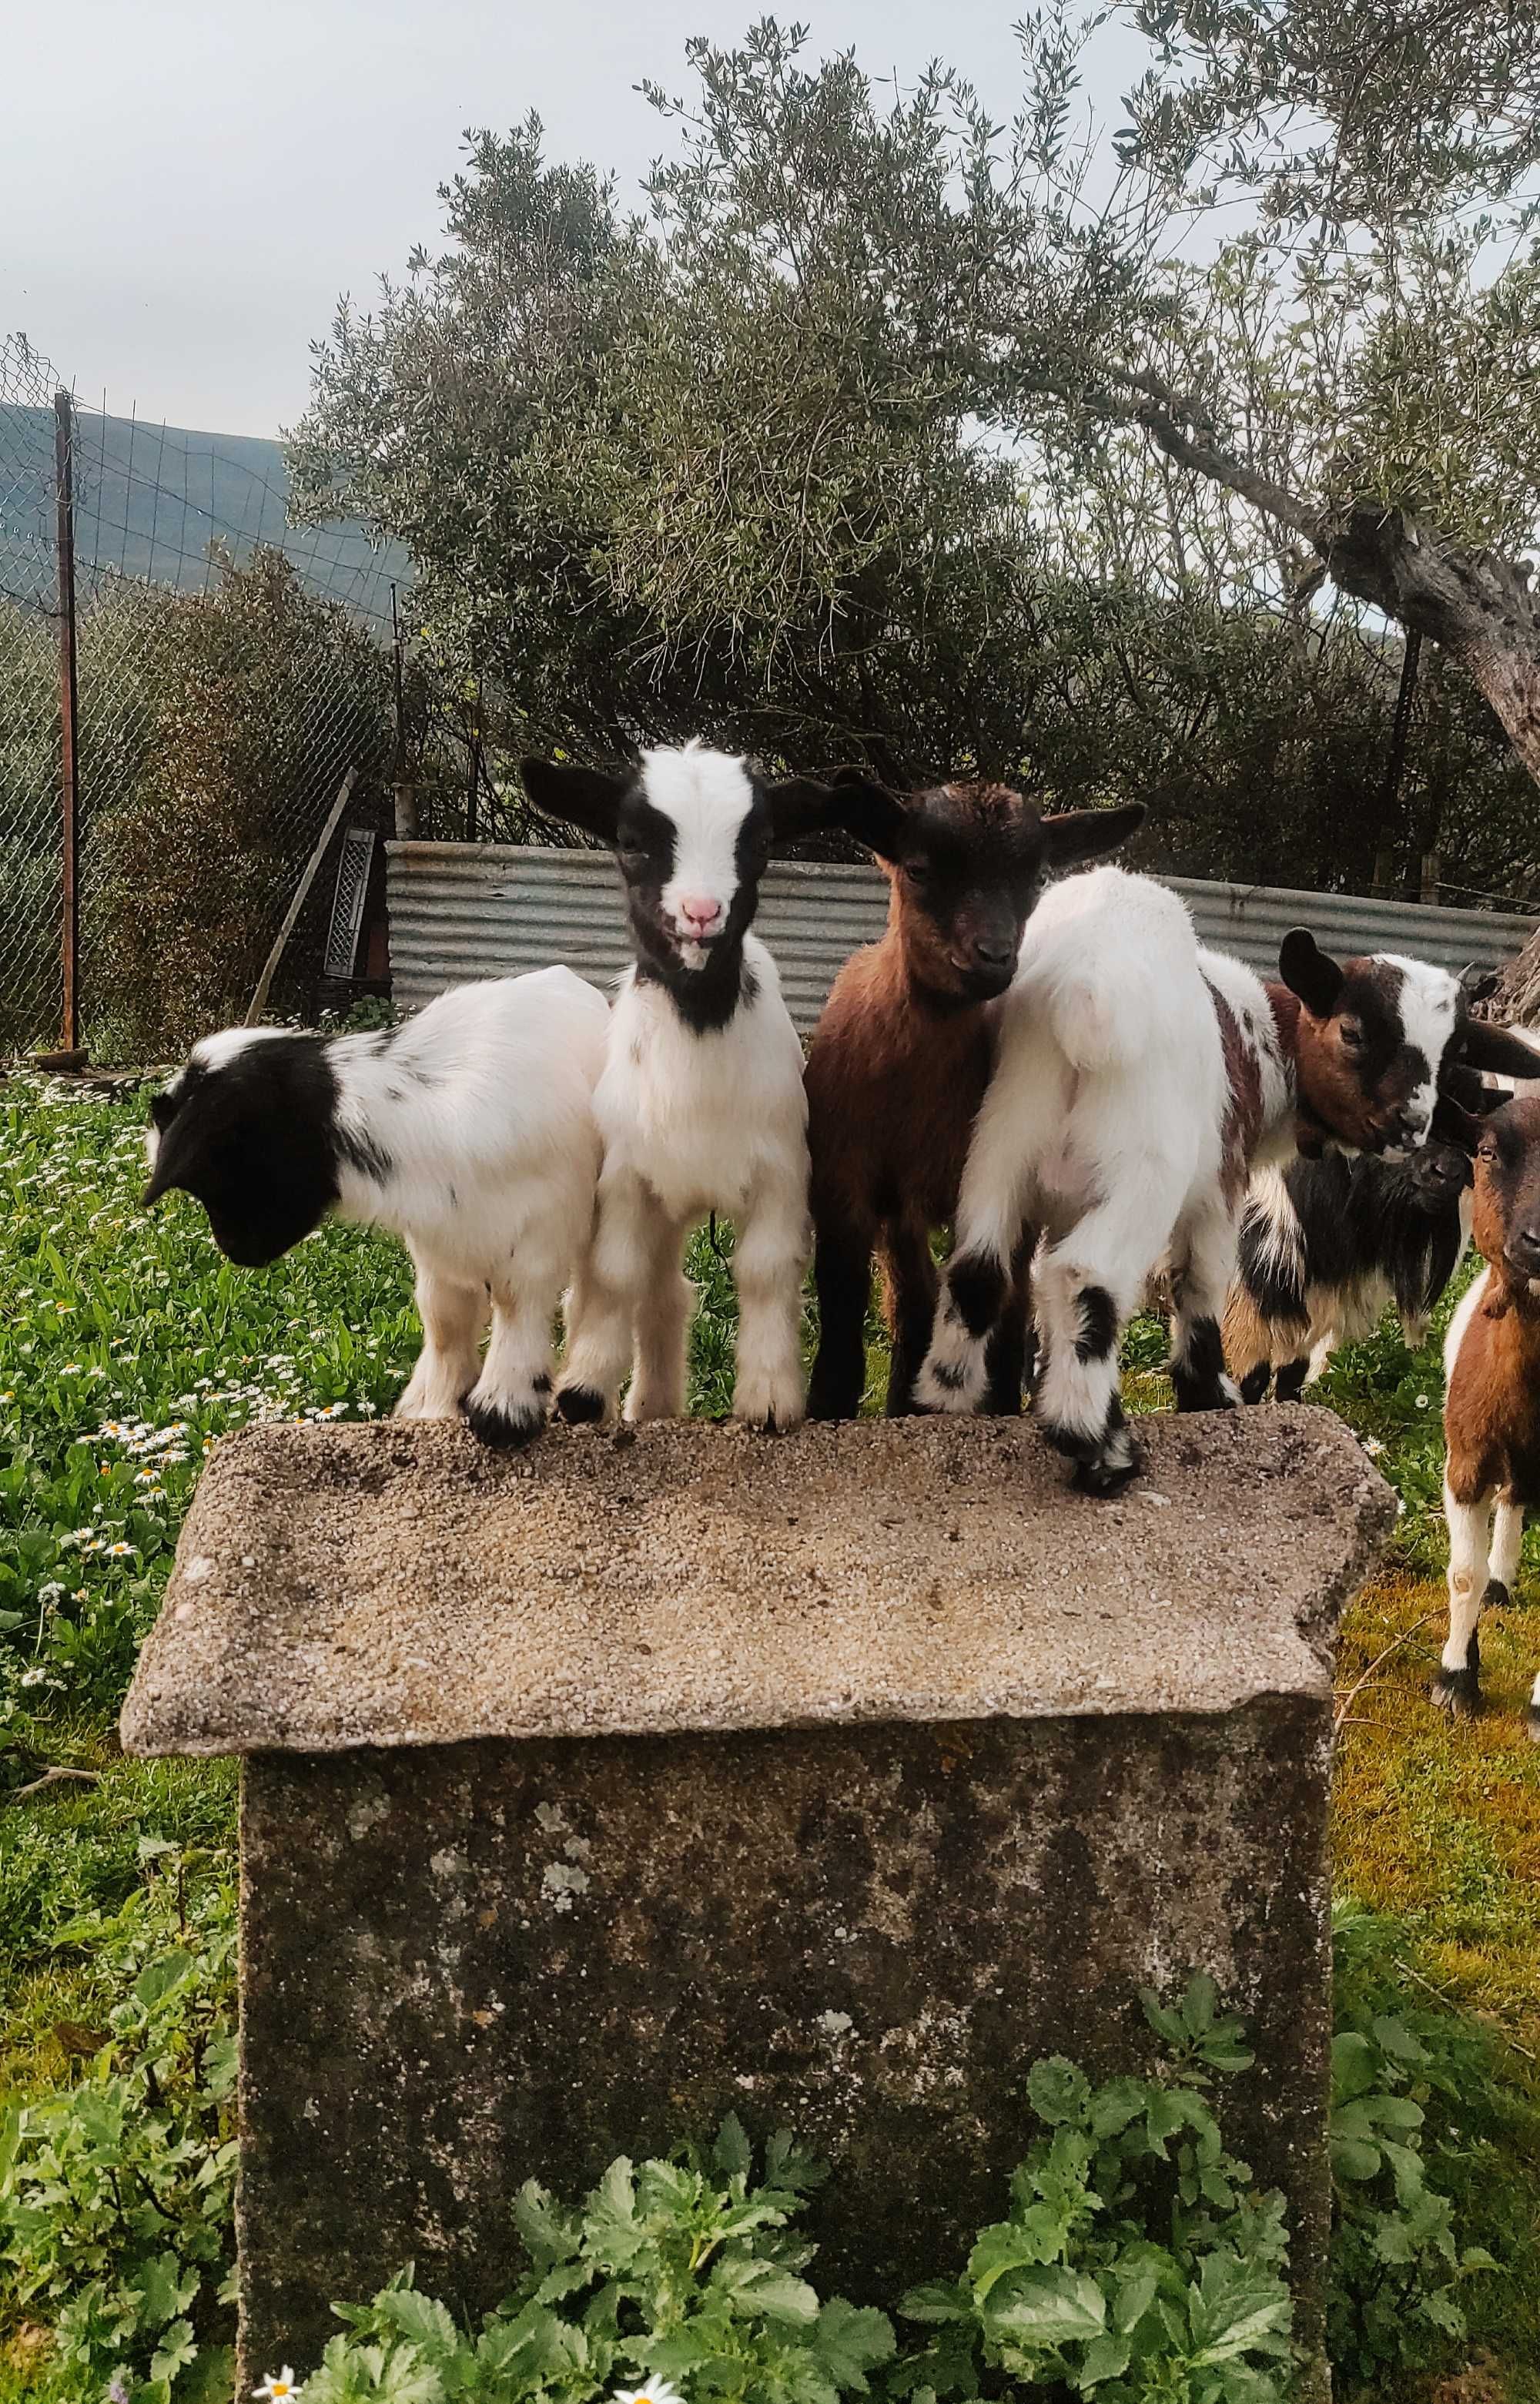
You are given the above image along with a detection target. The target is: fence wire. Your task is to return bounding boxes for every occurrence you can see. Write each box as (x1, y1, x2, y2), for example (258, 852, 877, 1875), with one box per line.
(0, 334, 66, 1050)
(0, 333, 399, 1060)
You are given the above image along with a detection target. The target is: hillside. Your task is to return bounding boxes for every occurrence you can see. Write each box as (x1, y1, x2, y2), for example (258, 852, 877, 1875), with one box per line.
(0, 401, 406, 628)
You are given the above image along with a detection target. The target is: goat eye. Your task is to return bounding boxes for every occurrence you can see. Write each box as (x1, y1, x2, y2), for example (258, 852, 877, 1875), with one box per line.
(1338, 1023, 1364, 1053)
(618, 846, 650, 875)
(904, 859, 931, 886)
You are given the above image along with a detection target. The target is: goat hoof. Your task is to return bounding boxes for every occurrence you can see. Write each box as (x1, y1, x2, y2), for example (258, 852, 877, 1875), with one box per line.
(1528, 1706, 1540, 1745)
(466, 1395, 545, 1451)
(1431, 1667, 1483, 1717)
(1481, 1579, 1511, 1611)
(1170, 1373, 1239, 1413)
(555, 1384, 606, 1426)
(1073, 1442, 1144, 1498)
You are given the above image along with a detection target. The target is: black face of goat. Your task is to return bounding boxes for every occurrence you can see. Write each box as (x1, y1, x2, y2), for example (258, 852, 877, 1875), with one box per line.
(143, 1036, 342, 1266)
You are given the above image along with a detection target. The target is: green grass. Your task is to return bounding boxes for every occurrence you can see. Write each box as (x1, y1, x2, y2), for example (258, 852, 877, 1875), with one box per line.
(2, 1074, 1539, 2399)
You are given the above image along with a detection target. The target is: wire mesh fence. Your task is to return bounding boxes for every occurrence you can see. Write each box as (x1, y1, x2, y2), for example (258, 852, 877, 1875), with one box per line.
(0, 334, 68, 1050)
(0, 333, 403, 1060)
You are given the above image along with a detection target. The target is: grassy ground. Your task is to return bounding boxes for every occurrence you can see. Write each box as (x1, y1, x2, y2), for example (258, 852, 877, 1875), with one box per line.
(1, 1073, 1538, 2398)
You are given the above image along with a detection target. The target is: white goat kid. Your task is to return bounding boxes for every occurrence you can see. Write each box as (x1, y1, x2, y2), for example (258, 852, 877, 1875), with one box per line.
(142, 969, 609, 1446)
(916, 868, 1522, 1493)
(522, 744, 834, 1431)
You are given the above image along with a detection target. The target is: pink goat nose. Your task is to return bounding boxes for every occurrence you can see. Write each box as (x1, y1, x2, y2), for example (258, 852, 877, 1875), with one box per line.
(678, 895, 722, 932)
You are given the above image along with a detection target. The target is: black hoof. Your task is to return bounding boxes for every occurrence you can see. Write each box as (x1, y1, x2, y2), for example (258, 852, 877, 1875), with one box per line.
(1171, 1372, 1237, 1413)
(1431, 1666, 1483, 1717)
(466, 1395, 545, 1451)
(1073, 1440, 1144, 1498)
(1482, 1579, 1511, 1612)
(1238, 1364, 1271, 1405)
(555, 1384, 605, 1426)
(1528, 1705, 1540, 1746)
(1040, 1418, 1098, 1464)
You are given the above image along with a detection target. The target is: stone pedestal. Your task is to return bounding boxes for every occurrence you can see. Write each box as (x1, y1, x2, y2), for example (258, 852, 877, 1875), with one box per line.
(121, 1410, 1392, 2390)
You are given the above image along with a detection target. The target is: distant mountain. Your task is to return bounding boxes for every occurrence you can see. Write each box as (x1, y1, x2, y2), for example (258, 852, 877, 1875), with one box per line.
(0, 402, 407, 631)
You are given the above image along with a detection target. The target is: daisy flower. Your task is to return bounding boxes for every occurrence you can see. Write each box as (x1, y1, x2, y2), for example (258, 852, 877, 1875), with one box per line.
(253, 2373, 303, 2404)
(611, 2384, 685, 2404)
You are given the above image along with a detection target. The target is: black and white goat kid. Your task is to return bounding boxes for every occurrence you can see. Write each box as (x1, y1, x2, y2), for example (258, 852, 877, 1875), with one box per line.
(1224, 1140, 1473, 1402)
(142, 969, 610, 1445)
(522, 742, 833, 1431)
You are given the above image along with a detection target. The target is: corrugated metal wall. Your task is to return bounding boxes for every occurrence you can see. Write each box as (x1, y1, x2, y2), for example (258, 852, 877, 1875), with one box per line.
(387, 842, 1535, 1032)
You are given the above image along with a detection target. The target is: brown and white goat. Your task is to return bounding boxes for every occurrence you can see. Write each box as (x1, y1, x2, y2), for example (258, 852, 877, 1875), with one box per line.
(803, 778, 1143, 1418)
(1435, 1091, 1540, 1734)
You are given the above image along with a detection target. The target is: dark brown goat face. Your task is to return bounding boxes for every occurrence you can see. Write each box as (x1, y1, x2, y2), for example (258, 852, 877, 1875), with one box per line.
(1472, 1096, 1540, 1287)
(833, 775, 1145, 1006)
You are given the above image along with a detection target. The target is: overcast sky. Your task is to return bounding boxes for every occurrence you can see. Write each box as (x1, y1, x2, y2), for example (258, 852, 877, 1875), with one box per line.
(5, 0, 1147, 440)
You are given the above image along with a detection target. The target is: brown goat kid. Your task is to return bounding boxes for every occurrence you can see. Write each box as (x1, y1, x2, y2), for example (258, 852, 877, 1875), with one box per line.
(1437, 1090, 1540, 1736)
(804, 778, 1144, 1418)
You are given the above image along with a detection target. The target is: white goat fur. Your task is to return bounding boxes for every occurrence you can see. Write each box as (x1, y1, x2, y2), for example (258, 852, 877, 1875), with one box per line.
(556, 749, 812, 1430)
(916, 868, 1293, 1468)
(154, 969, 610, 1435)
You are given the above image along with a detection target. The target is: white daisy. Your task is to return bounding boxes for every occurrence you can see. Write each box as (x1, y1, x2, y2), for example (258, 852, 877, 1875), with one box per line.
(611, 2383, 685, 2404)
(253, 2372, 303, 2404)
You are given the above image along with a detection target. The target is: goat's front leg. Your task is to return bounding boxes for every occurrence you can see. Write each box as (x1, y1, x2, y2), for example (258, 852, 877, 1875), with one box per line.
(1167, 1196, 1243, 1412)
(1031, 1209, 1150, 1495)
(914, 1100, 1036, 1416)
(395, 1256, 487, 1420)
(1434, 1480, 1495, 1716)
(624, 1203, 695, 1423)
(466, 1226, 571, 1448)
(557, 1168, 650, 1425)
(808, 1197, 875, 1421)
(882, 1216, 940, 1416)
(732, 1167, 811, 1432)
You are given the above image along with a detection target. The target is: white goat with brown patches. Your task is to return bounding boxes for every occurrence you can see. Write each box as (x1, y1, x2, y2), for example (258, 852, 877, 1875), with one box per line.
(916, 868, 1536, 1494)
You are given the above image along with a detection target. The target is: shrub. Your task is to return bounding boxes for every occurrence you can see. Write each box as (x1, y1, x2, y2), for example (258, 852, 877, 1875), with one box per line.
(88, 547, 388, 1059)
(0, 1846, 237, 2402)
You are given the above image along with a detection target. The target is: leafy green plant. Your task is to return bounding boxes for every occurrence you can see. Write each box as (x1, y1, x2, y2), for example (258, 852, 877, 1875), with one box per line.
(1327, 1907, 1503, 2382)
(304, 2120, 894, 2404)
(894, 1977, 1294, 2403)
(0, 1845, 238, 2402)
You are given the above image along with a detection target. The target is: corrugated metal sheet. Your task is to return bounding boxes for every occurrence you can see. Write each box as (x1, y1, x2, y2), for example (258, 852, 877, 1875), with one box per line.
(387, 842, 1535, 1031)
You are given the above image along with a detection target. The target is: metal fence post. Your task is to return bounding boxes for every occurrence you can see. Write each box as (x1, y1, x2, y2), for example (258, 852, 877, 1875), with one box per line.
(54, 388, 80, 1050)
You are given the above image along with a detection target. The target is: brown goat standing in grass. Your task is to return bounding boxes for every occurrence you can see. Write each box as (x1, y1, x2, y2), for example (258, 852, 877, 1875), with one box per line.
(1438, 1090, 1540, 1736)
(804, 776, 1144, 1418)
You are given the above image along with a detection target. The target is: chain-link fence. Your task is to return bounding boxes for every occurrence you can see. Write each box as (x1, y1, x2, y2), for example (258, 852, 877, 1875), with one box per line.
(0, 334, 68, 1050)
(0, 333, 405, 1061)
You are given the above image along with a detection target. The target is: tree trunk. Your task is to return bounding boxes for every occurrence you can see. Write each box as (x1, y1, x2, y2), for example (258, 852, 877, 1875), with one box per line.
(1319, 507, 1540, 782)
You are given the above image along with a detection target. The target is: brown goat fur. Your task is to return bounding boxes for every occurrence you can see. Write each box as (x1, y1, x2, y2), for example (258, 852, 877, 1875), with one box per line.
(805, 777, 1143, 1418)
(1435, 1094, 1540, 1729)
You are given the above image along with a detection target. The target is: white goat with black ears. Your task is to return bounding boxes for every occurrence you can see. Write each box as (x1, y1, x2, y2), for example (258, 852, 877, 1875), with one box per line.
(522, 742, 835, 1431)
(142, 968, 609, 1447)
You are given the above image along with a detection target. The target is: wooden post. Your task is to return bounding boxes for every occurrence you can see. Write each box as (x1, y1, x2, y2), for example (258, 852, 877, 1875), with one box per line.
(54, 390, 80, 1051)
(244, 768, 359, 1027)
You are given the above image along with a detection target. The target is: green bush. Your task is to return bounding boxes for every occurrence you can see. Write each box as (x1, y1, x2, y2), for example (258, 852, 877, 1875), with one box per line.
(0, 1847, 237, 2403)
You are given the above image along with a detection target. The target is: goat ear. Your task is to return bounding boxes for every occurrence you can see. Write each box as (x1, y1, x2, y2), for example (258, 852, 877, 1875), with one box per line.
(1430, 1090, 1488, 1154)
(521, 758, 628, 845)
(1438, 1060, 1508, 1117)
(827, 770, 909, 862)
(1278, 928, 1345, 1017)
(763, 776, 837, 849)
(142, 1104, 210, 1207)
(1452, 1019, 1540, 1080)
(1459, 961, 1502, 1004)
(1041, 801, 1145, 869)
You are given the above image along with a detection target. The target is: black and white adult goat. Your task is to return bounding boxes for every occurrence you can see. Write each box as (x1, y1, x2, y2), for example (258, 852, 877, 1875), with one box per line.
(914, 869, 1540, 1493)
(522, 743, 834, 1431)
(142, 969, 609, 1446)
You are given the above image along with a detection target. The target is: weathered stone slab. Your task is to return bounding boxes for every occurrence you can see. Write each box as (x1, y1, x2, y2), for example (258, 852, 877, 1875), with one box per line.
(121, 1411, 1392, 2393)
